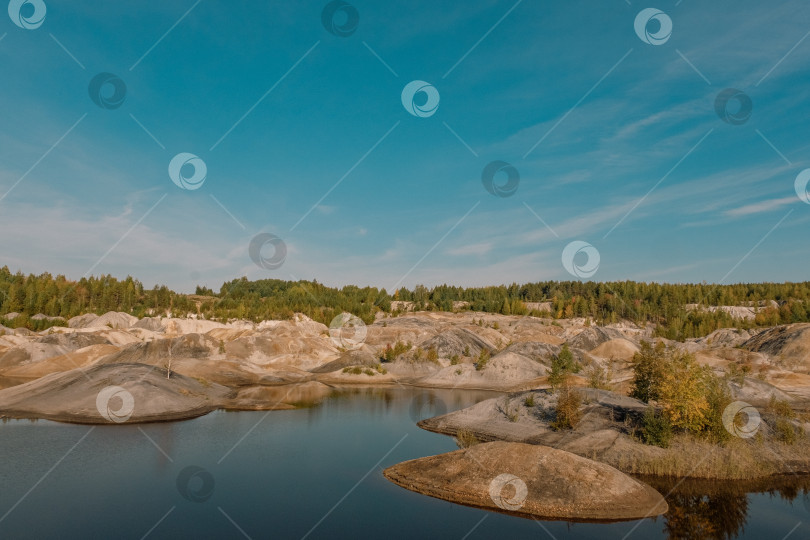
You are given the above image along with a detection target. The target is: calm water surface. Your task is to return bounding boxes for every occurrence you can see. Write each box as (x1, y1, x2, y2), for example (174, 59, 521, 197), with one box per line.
(1, 387, 809, 539)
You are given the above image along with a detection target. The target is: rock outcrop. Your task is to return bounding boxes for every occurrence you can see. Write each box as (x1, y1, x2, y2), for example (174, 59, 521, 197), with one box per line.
(417, 388, 810, 479)
(0, 363, 230, 423)
(383, 441, 668, 521)
(742, 323, 810, 367)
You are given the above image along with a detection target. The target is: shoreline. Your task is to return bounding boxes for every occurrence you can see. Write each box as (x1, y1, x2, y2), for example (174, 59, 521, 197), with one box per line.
(4, 378, 810, 483)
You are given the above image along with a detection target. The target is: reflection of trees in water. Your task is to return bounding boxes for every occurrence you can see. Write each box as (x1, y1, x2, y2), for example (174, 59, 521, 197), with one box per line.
(643, 475, 810, 540)
(664, 492, 748, 540)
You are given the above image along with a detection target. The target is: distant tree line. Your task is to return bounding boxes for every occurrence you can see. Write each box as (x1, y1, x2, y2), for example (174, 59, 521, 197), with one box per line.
(0, 266, 194, 330)
(2, 266, 810, 338)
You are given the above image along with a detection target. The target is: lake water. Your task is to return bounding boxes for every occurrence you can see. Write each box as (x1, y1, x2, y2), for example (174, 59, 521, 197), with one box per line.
(1, 387, 809, 539)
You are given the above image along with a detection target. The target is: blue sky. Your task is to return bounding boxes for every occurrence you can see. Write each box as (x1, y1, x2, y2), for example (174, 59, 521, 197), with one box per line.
(1, 0, 809, 293)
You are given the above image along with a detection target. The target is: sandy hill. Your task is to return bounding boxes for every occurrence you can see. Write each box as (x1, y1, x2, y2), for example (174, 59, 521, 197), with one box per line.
(0, 363, 230, 423)
(742, 323, 810, 368)
(2, 310, 810, 422)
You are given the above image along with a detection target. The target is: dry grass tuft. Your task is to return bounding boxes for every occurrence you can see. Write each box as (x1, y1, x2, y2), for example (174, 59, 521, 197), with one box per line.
(454, 428, 480, 449)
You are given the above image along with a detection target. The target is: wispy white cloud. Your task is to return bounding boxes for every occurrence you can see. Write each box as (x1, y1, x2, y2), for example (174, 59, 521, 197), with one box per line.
(0, 198, 243, 289)
(316, 204, 336, 214)
(725, 196, 796, 217)
(447, 242, 492, 256)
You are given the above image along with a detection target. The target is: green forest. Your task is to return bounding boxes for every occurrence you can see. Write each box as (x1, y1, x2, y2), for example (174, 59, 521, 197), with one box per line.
(1, 266, 809, 339)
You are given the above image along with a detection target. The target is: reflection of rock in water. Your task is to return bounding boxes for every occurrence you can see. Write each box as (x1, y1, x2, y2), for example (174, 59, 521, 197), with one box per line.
(641, 475, 810, 540)
(321, 386, 501, 420)
(228, 381, 334, 410)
